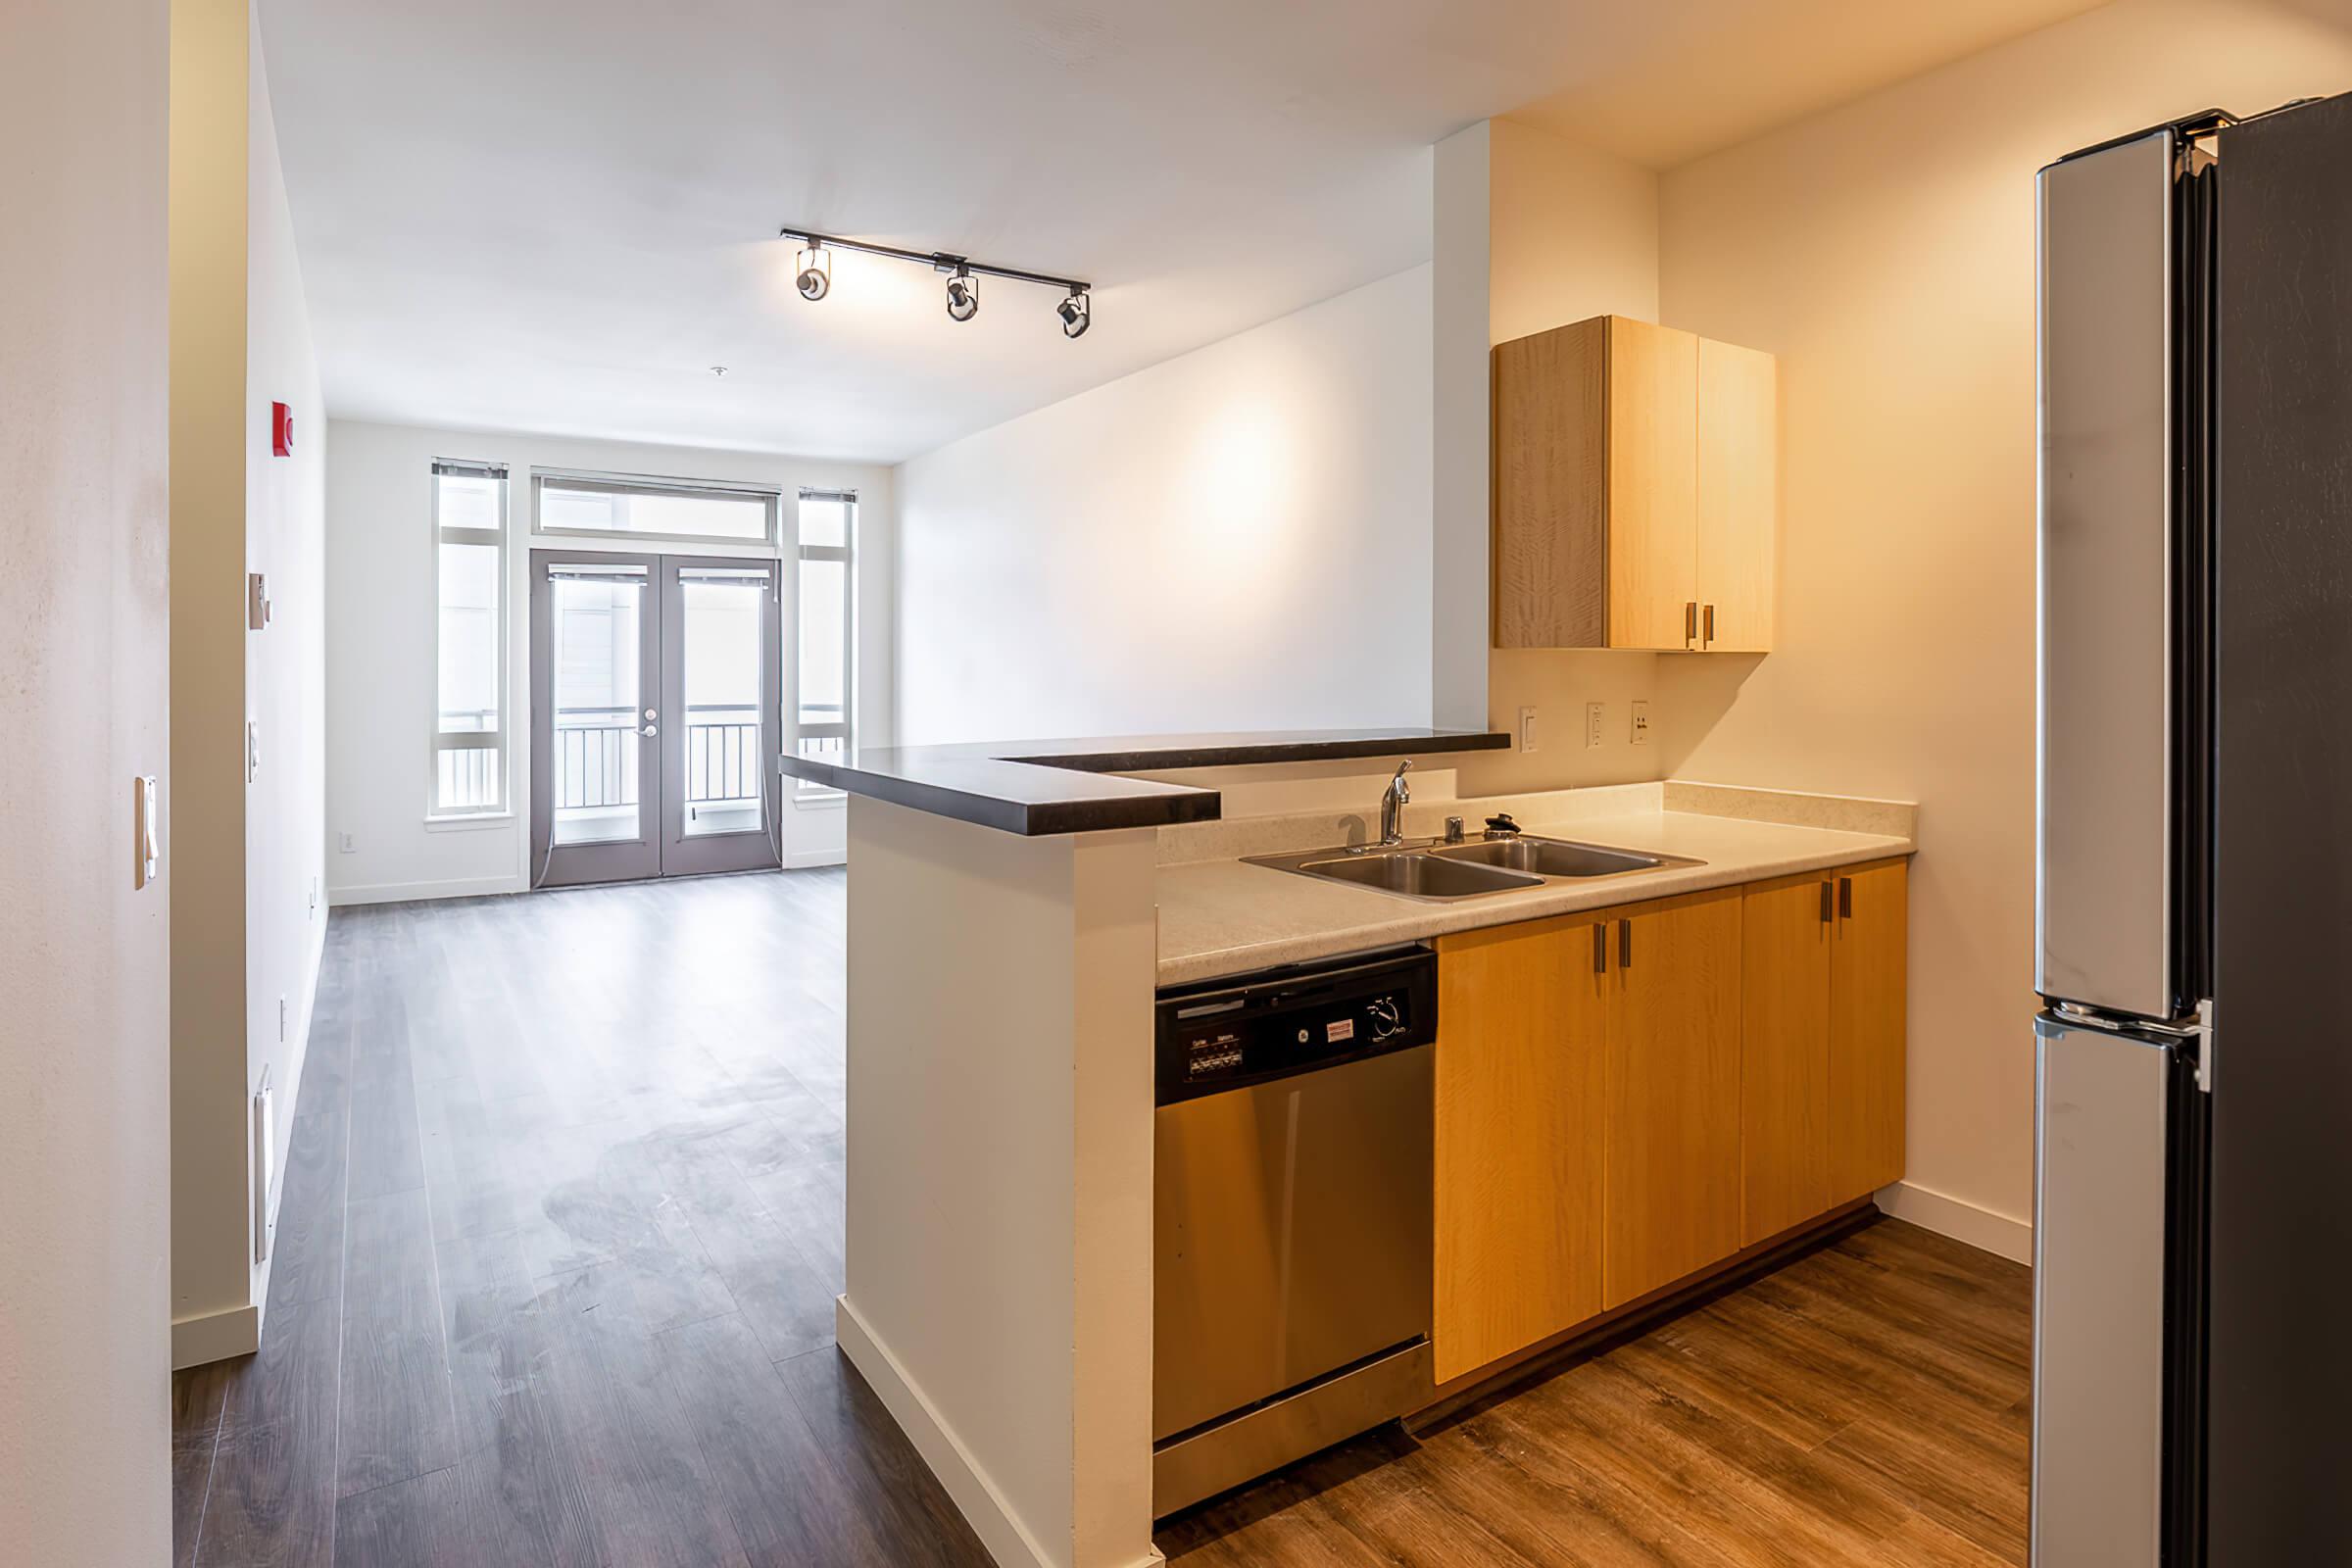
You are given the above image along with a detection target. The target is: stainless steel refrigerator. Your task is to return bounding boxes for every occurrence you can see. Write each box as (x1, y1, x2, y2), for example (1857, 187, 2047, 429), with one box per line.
(2035, 93, 2352, 1566)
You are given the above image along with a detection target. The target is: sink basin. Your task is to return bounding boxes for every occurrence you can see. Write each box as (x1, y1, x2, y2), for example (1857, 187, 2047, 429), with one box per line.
(1431, 835, 1674, 878)
(1293, 852, 1544, 900)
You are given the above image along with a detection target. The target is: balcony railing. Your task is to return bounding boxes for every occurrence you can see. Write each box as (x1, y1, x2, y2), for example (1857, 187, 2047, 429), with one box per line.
(684, 705, 760, 807)
(550, 704, 766, 811)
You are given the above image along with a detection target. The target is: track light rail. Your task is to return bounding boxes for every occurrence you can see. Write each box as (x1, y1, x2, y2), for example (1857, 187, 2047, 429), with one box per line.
(775, 226, 1089, 296)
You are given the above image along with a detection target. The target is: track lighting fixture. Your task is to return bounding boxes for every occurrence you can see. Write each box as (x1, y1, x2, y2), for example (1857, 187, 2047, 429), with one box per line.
(945, 268, 979, 322)
(794, 243, 830, 302)
(776, 224, 1092, 340)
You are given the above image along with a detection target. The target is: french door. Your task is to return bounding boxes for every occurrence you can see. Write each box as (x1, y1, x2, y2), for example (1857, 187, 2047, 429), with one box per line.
(528, 550, 782, 887)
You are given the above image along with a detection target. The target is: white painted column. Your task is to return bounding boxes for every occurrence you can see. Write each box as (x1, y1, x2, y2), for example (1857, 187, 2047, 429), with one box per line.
(839, 797, 1161, 1568)
(1432, 121, 1494, 732)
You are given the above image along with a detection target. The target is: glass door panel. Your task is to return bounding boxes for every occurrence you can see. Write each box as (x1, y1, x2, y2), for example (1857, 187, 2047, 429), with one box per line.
(530, 552, 662, 886)
(661, 557, 781, 877)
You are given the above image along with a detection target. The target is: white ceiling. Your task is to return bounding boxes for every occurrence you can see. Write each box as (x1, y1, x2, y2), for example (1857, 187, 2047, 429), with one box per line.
(261, 0, 2100, 465)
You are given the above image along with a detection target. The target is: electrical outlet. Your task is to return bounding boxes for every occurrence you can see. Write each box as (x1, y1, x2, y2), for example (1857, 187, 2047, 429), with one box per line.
(309, 875, 319, 916)
(1518, 706, 1538, 754)
(338, 832, 356, 854)
(1631, 700, 1652, 746)
(277, 996, 288, 1044)
(1586, 702, 1605, 748)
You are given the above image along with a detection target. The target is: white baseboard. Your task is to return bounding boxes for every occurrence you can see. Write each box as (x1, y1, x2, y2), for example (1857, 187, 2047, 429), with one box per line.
(1875, 1179, 2034, 1265)
(786, 848, 847, 869)
(834, 1297, 1165, 1568)
(328, 873, 522, 907)
(172, 1302, 260, 1370)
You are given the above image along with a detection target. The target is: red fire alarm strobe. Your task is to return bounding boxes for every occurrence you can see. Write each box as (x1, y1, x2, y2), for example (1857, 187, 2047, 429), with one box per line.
(271, 401, 295, 458)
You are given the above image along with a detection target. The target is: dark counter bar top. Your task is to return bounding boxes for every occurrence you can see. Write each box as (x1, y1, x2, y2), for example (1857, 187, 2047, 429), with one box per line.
(783, 728, 1513, 836)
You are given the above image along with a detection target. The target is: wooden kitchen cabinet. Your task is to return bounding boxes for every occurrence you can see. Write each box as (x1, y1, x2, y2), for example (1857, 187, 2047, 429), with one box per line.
(1695, 337, 1779, 652)
(1432, 912, 1608, 1383)
(1828, 860, 1908, 1204)
(1740, 872, 1837, 1246)
(1740, 859, 1909, 1244)
(1433, 860, 1903, 1391)
(1601, 889, 1744, 1309)
(1493, 315, 1777, 653)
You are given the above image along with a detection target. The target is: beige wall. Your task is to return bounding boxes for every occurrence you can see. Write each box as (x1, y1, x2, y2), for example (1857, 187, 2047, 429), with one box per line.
(171, 0, 331, 1363)
(1465, 119, 1674, 799)
(0, 0, 173, 1558)
(1654, 0, 2352, 1234)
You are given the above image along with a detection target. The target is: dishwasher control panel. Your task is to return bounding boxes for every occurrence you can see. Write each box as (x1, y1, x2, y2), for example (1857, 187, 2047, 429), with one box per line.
(1154, 947, 1436, 1105)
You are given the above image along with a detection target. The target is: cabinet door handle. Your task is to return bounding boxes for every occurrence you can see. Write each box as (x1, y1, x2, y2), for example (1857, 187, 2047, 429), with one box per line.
(1684, 601, 1698, 647)
(1703, 603, 1715, 646)
(1838, 876, 1853, 920)
(1619, 917, 1633, 969)
(1819, 880, 1834, 924)
(1592, 922, 1607, 975)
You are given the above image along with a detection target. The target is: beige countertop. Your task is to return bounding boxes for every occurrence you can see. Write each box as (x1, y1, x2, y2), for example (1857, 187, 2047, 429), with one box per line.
(1152, 804, 1913, 987)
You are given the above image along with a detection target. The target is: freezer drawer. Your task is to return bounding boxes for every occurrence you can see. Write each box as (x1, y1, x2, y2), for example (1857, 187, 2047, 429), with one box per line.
(2032, 1012, 2174, 1568)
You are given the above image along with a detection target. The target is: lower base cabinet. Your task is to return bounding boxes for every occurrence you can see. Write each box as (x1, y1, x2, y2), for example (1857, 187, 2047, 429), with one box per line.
(1432, 912, 1606, 1384)
(1601, 890, 1743, 1309)
(1434, 861, 1908, 1387)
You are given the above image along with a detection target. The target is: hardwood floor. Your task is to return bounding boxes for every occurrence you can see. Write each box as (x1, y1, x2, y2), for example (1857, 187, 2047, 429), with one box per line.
(173, 867, 993, 1568)
(174, 867, 2029, 1568)
(1160, 1219, 2031, 1567)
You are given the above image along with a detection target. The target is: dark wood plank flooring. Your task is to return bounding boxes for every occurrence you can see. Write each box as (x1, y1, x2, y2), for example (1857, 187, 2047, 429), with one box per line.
(174, 867, 2029, 1568)
(1158, 1219, 2031, 1567)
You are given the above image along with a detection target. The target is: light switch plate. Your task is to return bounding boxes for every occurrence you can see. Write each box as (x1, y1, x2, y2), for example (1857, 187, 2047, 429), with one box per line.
(247, 572, 271, 630)
(1586, 703, 1604, 748)
(1518, 706, 1538, 754)
(245, 719, 260, 783)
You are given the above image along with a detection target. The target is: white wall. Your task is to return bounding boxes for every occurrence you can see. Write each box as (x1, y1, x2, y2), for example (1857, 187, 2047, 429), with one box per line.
(894, 266, 1435, 745)
(1654, 0, 2352, 1240)
(244, 0, 329, 1315)
(0, 0, 173, 1554)
(325, 419, 896, 903)
(170, 0, 332, 1367)
(842, 800, 1158, 1568)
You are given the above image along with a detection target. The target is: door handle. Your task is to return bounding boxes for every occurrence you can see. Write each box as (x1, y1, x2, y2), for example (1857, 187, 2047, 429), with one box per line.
(641, 724, 660, 738)
(1592, 922, 1607, 975)
(1838, 876, 1853, 920)
(1820, 880, 1834, 924)
(1619, 917, 1633, 969)
(1684, 601, 1697, 647)
(1703, 604, 1715, 646)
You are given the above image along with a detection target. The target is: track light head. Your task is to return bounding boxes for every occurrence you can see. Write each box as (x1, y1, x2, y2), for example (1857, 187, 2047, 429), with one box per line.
(1056, 289, 1091, 339)
(945, 268, 978, 322)
(795, 244, 830, 302)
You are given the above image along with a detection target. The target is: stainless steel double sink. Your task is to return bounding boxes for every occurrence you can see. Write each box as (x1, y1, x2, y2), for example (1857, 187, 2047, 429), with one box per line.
(1245, 833, 1701, 903)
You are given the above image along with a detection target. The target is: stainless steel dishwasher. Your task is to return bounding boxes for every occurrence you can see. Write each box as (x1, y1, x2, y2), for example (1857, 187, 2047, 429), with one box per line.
(1152, 946, 1435, 1516)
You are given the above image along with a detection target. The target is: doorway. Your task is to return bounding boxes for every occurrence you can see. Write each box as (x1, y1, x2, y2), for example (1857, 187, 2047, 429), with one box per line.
(528, 549, 783, 887)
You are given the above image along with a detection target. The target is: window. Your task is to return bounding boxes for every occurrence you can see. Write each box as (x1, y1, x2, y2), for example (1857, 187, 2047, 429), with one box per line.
(532, 468, 779, 545)
(431, 460, 508, 815)
(794, 490, 855, 793)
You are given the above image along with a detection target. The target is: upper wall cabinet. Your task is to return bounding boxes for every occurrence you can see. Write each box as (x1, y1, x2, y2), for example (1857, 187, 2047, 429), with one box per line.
(1493, 316, 1778, 652)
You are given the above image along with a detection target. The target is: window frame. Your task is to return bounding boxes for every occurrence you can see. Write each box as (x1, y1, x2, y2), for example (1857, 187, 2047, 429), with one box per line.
(428, 458, 511, 820)
(529, 466, 782, 548)
(791, 489, 856, 801)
